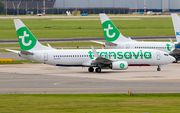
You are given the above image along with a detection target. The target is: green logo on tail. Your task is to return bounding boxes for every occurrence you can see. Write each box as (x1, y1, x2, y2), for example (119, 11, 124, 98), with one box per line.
(102, 20, 120, 42)
(17, 27, 37, 50)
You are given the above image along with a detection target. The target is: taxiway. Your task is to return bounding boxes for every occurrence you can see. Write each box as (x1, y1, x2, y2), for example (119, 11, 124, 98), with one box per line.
(0, 63, 179, 94)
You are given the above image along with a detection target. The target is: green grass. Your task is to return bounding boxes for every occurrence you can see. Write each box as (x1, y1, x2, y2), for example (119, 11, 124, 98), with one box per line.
(0, 17, 175, 40)
(0, 40, 176, 50)
(0, 40, 175, 53)
(0, 42, 102, 49)
(0, 93, 180, 112)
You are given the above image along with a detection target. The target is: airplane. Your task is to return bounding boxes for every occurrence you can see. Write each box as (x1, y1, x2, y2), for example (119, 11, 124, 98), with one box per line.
(5, 19, 175, 73)
(91, 13, 180, 63)
(170, 13, 180, 60)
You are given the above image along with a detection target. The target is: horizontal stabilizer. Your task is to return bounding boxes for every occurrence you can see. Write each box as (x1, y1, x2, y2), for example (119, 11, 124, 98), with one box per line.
(91, 40, 104, 45)
(47, 43, 52, 48)
(91, 40, 117, 47)
(5, 49, 19, 53)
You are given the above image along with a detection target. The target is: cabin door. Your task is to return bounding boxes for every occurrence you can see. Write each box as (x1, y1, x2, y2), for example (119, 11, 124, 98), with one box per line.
(156, 52, 161, 60)
(44, 53, 48, 61)
(126, 44, 130, 49)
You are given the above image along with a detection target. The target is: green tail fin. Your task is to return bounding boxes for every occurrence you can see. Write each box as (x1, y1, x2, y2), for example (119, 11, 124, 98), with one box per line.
(14, 19, 53, 51)
(100, 13, 136, 42)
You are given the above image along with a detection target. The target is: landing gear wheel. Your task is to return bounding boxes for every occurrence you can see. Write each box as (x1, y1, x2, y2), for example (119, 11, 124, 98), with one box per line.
(173, 58, 178, 63)
(95, 67, 101, 73)
(173, 56, 178, 63)
(88, 67, 94, 72)
(157, 66, 161, 71)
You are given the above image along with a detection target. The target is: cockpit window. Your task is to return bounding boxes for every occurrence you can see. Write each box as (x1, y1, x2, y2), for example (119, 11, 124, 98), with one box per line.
(164, 54, 168, 56)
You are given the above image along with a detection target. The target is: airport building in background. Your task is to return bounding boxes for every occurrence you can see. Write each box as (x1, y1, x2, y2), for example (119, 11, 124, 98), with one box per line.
(1, 0, 180, 15)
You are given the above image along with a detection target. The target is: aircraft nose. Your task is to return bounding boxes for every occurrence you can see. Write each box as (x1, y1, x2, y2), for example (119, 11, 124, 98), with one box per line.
(170, 56, 176, 63)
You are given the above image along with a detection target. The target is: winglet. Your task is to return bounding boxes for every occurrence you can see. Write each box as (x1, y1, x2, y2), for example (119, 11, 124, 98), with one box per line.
(169, 38, 175, 51)
(91, 46, 100, 58)
(169, 38, 174, 44)
(47, 43, 54, 48)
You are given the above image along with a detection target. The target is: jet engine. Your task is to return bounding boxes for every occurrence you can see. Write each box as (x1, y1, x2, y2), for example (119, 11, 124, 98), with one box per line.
(109, 61, 128, 70)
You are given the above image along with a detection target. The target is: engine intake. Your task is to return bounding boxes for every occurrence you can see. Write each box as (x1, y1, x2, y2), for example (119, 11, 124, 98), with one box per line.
(109, 61, 128, 70)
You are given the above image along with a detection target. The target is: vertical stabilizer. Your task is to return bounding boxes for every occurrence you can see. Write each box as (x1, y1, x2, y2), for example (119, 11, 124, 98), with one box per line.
(100, 13, 135, 42)
(171, 13, 180, 42)
(14, 19, 53, 51)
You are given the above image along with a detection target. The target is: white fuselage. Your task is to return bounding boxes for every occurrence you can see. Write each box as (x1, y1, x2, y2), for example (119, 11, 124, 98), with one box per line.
(105, 42, 176, 53)
(21, 49, 174, 67)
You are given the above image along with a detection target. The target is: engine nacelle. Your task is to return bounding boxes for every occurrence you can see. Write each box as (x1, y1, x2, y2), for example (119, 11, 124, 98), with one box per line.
(109, 61, 128, 70)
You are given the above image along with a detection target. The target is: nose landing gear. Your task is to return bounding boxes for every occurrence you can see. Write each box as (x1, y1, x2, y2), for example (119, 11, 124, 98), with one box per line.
(157, 66, 161, 71)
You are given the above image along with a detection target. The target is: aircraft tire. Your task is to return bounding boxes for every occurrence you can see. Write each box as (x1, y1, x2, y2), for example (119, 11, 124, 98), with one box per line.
(95, 67, 101, 73)
(157, 67, 161, 71)
(88, 67, 94, 72)
(173, 58, 178, 63)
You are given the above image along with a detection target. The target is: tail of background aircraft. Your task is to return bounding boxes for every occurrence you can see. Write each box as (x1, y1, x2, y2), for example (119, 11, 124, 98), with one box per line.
(171, 14, 180, 42)
(14, 19, 54, 51)
(100, 13, 136, 42)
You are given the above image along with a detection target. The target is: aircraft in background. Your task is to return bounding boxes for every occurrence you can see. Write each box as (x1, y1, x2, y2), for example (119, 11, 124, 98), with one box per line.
(91, 13, 180, 63)
(170, 13, 180, 61)
(6, 19, 175, 73)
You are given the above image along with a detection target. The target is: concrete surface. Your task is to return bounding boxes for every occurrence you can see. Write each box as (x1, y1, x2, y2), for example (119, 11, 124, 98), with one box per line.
(0, 63, 180, 94)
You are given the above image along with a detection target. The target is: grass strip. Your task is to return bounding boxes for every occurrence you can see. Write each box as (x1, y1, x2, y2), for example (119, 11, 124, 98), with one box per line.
(0, 40, 176, 49)
(0, 18, 175, 39)
(0, 93, 180, 112)
(0, 42, 102, 48)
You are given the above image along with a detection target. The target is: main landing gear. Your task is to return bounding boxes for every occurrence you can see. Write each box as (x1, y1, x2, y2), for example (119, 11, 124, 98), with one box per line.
(88, 67, 94, 72)
(88, 67, 101, 73)
(95, 67, 101, 73)
(157, 66, 161, 71)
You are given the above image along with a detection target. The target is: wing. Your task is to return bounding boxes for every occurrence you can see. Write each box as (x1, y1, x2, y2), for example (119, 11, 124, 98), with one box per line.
(90, 46, 112, 65)
(5, 49, 34, 55)
(169, 39, 180, 55)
